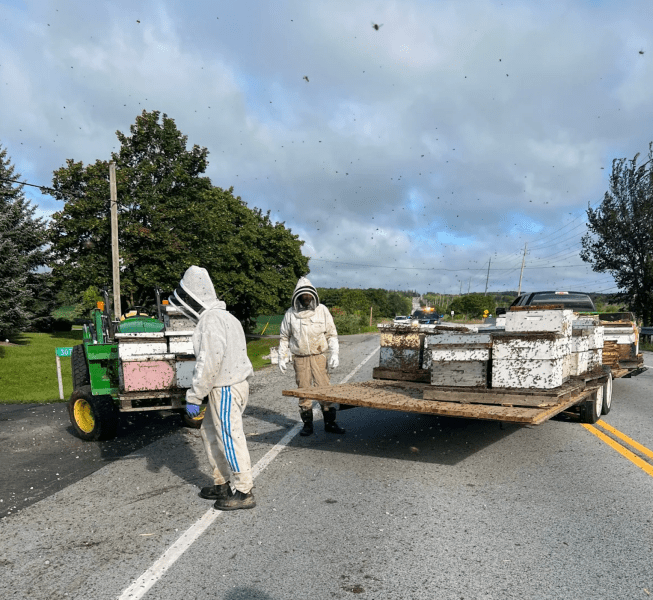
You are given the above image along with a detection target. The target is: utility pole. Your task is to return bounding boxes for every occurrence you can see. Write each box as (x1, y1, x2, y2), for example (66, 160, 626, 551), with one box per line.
(517, 243, 527, 296)
(467, 277, 471, 294)
(459, 280, 462, 295)
(484, 257, 491, 296)
(109, 162, 121, 320)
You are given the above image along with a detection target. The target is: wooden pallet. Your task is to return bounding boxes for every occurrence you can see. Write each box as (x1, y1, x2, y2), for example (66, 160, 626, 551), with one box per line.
(282, 376, 604, 425)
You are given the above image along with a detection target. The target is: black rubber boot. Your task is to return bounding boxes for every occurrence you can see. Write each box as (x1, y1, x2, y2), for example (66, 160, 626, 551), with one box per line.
(323, 407, 346, 435)
(199, 482, 230, 500)
(299, 409, 314, 436)
(214, 489, 256, 511)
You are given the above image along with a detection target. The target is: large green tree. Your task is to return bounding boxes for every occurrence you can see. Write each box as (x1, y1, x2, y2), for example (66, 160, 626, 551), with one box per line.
(581, 143, 653, 325)
(0, 144, 52, 338)
(47, 110, 308, 327)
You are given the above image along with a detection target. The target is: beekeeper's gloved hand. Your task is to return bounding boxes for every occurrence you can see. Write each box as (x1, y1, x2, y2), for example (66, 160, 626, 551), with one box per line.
(328, 354, 339, 371)
(278, 354, 289, 374)
(186, 403, 201, 418)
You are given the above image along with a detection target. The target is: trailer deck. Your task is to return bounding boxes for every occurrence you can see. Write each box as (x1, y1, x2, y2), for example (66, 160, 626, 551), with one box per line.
(282, 370, 608, 425)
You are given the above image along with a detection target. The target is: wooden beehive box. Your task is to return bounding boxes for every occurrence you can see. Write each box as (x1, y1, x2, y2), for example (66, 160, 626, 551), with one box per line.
(426, 331, 492, 387)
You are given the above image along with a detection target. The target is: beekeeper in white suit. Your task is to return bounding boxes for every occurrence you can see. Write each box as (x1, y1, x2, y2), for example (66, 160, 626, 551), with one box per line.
(278, 277, 344, 436)
(169, 266, 255, 511)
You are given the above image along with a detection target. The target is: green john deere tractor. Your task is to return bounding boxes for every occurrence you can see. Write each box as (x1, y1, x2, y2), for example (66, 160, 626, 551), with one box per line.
(68, 290, 206, 441)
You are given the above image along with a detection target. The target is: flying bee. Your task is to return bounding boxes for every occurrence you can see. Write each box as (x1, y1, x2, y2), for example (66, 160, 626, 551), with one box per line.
(303, 75, 309, 82)
(639, 50, 645, 54)
(372, 22, 383, 30)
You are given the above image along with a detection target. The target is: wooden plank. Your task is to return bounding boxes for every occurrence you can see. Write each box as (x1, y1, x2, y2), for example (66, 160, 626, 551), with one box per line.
(372, 367, 430, 383)
(423, 387, 562, 407)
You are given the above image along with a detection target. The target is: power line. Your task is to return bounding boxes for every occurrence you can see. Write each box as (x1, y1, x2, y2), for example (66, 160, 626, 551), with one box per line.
(310, 257, 589, 271)
(0, 176, 84, 200)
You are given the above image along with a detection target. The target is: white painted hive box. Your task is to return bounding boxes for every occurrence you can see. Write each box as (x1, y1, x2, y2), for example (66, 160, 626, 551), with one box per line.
(492, 335, 570, 360)
(166, 330, 194, 355)
(492, 357, 565, 389)
(505, 309, 573, 335)
(116, 332, 168, 359)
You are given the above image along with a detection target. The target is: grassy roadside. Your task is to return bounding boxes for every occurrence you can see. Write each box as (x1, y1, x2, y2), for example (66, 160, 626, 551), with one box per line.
(0, 333, 278, 405)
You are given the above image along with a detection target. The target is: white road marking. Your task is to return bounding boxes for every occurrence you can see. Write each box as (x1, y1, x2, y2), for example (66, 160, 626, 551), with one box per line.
(339, 345, 380, 384)
(118, 344, 379, 600)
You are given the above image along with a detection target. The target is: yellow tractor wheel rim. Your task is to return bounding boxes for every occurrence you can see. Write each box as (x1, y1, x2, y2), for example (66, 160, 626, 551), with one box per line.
(74, 399, 95, 433)
(191, 407, 206, 421)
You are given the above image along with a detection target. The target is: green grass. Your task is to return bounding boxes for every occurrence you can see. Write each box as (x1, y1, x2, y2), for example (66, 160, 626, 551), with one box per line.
(0, 332, 278, 404)
(247, 338, 278, 370)
(0, 331, 84, 404)
(252, 315, 284, 335)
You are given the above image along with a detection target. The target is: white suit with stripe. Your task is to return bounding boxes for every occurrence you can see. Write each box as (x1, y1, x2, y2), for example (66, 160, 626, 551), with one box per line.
(190, 306, 254, 494)
(169, 266, 254, 494)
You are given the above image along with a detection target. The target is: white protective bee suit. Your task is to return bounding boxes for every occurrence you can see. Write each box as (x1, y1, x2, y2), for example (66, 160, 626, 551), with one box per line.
(278, 277, 339, 412)
(169, 266, 254, 494)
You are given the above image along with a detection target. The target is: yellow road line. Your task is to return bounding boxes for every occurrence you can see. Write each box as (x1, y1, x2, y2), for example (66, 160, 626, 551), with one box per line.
(596, 420, 653, 461)
(582, 424, 653, 478)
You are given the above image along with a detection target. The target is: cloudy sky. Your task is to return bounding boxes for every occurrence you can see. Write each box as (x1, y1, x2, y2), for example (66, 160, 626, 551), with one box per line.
(1, 0, 652, 295)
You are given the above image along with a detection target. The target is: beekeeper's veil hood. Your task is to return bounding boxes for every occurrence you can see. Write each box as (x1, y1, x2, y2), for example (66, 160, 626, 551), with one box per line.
(169, 266, 221, 323)
(291, 276, 319, 312)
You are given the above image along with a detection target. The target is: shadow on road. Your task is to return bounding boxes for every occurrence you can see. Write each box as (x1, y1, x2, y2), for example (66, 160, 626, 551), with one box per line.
(245, 406, 525, 467)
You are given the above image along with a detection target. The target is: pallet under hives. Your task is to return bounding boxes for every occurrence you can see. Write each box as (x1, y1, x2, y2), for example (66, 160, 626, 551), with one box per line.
(282, 371, 607, 425)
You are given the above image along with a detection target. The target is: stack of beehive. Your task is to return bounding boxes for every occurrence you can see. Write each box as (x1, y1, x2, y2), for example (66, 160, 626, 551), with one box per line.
(491, 308, 574, 389)
(600, 320, 639, 370)
(569, 315, 604, 376)
(378, 324, 424, 371)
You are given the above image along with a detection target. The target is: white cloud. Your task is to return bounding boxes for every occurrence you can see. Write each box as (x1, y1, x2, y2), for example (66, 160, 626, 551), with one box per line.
(2, 0, 651, 296)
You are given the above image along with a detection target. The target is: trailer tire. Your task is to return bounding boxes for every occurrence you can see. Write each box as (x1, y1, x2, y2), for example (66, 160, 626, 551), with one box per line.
(68, 385, 119, 441)
(579, 387, 603, 424)
(71, 344, 90, 390)
(182, 406, 206, 429)
(601, 373, 613, 415)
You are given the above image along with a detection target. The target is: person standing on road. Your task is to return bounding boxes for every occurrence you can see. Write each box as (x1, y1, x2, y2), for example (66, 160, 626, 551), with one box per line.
(278, 277, 345, 436)
(169, 266, 255, 511)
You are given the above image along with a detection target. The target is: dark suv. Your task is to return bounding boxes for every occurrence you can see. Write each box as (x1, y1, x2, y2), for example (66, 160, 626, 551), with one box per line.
(497, 291, 596, 314)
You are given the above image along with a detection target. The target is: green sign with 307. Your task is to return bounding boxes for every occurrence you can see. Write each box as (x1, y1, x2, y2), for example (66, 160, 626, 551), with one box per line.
(55, 347, 74, 358)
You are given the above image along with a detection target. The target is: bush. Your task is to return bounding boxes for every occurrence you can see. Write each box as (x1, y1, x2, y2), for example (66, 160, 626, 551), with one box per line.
(332, 313, 362, 335)
(449, 294, 496, 319)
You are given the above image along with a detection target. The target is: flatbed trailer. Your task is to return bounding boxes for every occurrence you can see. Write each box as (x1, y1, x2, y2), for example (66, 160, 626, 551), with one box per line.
(283, 368, 613, 426)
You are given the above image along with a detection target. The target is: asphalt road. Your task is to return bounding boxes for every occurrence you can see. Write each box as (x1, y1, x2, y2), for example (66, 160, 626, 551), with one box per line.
(1, 337, 652, 600)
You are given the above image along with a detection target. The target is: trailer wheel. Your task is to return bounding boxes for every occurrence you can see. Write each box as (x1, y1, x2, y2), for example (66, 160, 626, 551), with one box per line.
(71, 344, 90, 389)
(579, 387, 603, 424)
(182, 406, 206, 429)
(68, 385, 119, 441)
(601, 373, 613, 415)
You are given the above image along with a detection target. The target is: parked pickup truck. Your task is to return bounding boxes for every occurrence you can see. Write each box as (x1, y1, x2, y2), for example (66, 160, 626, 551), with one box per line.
(497, 291, 596, 314)
(283, 305, 646, 428)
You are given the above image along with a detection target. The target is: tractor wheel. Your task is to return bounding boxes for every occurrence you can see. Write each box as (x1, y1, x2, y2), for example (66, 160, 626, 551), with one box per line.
(71, 344, 90, 390)
(182, 406, 206, 429)
(68, 385, 119, 441)
(579, 386, 603, 424)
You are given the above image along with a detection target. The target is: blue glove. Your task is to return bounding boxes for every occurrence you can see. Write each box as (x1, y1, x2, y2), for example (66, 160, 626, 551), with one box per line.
(186, 403, 201, 418)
